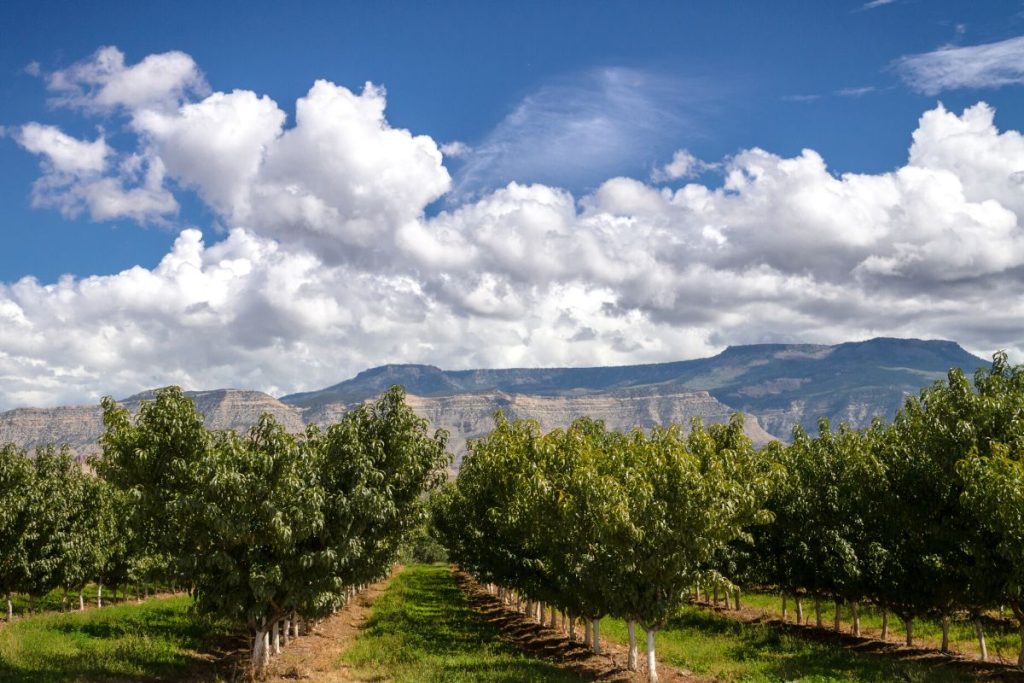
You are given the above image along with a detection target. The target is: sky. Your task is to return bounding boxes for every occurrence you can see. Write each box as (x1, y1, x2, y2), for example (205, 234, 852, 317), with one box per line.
(2, 0, 1024, 408)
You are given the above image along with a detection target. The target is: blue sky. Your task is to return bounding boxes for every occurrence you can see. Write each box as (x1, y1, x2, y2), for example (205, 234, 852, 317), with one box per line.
(2, 0, 1024, 406)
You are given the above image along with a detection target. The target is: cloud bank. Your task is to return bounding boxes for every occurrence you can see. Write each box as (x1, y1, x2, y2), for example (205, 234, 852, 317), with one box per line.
(7, 47, 1024, 408)
(896, 35, 1024, 94)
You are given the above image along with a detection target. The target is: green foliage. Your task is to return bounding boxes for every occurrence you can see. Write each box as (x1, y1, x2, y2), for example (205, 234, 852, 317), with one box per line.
(94, 384, 450, 670)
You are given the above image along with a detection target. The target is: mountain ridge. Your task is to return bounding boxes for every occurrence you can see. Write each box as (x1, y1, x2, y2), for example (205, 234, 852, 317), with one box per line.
(0, 338, 990, 461)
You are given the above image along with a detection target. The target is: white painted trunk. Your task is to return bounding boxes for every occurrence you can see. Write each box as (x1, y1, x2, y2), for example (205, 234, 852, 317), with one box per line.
(6, 594, 12, 621)
(251, 625, 269, 674)
(627, 620, 638, 671)
(97, 583, 102, 608)
(646, 629, 658, 683)
(584, 617, 592, 646)
(592, 619, 601, 654)
(79, 592, 85, 611)
(568, 612, 576, 641)
(975, 619, 988, 662)
(852, 601, 860, 637)
(734, 589, 741, 611)
(273, 619, 280, 655)
(262, 629, 270, 669)
(283, 618, 290, 646)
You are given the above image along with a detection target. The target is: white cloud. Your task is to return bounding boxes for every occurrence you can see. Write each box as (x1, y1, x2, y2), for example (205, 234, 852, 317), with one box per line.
(47, 46, 208, 112)
(895, 35, 1024, 94)
(651, 149, 711, 182)
(7, 46, 1024, 409)
(440, 141, 471, 157)
(17, 123, 109, 175)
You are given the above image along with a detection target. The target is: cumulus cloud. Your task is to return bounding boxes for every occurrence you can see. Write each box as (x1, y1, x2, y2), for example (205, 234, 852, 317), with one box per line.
(6, 46, 1024, 409)
(47, 46, 208, 112)
(895, 35, 1024, 94)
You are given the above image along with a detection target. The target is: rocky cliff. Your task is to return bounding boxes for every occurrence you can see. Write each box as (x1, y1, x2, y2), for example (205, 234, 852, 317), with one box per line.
(0, 337, 989, 462)
(0, 389, 304, 458)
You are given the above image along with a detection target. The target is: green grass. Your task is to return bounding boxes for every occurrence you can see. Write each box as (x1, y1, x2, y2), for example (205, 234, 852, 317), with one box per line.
(341, 564, 579, 682)
(0, 595, 236, 682)
(598, 606, 978, 682)
(736, 591, 1021, 662)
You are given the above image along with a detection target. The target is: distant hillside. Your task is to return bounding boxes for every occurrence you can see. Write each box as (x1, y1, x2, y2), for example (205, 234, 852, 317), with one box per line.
(1, 337, 990, 461)
(282, 337, 988, 439)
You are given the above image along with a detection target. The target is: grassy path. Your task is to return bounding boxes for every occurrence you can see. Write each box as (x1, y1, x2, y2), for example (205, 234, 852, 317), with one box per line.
(0, 595, 236, 682)
(340, 564, 581, 682)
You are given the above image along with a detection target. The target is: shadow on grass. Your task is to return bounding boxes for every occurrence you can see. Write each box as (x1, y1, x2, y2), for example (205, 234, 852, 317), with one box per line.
(660, 605, 1024, 682)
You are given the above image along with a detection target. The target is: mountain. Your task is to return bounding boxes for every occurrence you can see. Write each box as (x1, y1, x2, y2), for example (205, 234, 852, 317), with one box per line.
(0, 337, 990, 463)
(0, 389, 304, 458)
(281, 337, 988, 438)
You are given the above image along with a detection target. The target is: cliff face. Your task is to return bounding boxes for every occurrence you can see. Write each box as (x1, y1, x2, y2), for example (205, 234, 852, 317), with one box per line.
(283, 337, 988, 440)
(305, 389, 774, 467)
(0, 389, 304, 458)
(0, 338, 989, 462)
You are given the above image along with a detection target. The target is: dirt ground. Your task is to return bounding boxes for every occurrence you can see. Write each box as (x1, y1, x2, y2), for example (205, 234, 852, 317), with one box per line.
(260, 576, 393, 683)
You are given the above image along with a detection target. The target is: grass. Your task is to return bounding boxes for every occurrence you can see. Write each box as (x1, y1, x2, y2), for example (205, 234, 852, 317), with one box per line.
(0, 594, 236, 682)
(736, 591, 1021, 664)
(341, 564, 579, 682)
(598, 606, 980, 682)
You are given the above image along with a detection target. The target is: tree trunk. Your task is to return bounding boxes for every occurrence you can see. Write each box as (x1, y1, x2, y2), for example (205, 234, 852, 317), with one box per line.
(6, 593, 12, 622)
(262, 628, 270, 670)
(584, 617, 592, 647)
(568, 612, 576, 642)
(975, 618, 988, 662)
(272, 619, 281, 656)
(538, 603, 545, 623)
(283, 617, 290, 646)
(734, 588, 741, 611)
(941, 615, 950, 653)
(881, 610, 888, 640)
(291, 611, 299, 638)
(851, 601, 860, 637)
(781, 593, 788, 621)
(251, 624, 269, 676)
(1017, 621, 1023, 668)
(713, 585, 719, 607)
(592, 619, 601, 654)
(904, 617, 914, 647)
(646, 628, 658, 683)
(795, 596, 803, 624)
(627, 620, 638, 671)
(834, 601, 841, 632)
(549, 606, 556, 628)
(97, 582, 103, 609)
(79, 591, 85, 611)
(814, 596, 822, 628)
